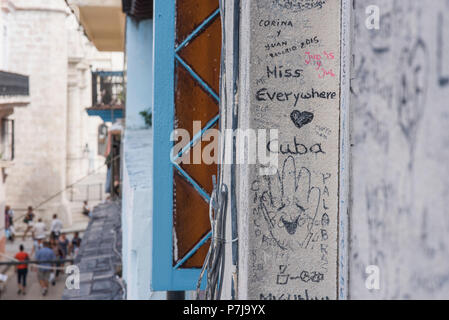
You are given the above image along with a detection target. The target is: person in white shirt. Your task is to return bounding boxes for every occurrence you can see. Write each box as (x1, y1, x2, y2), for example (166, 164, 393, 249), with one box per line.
(32, 218, 47, 240)
(30, 218, 47, 257)
(50, 214, 63, 240)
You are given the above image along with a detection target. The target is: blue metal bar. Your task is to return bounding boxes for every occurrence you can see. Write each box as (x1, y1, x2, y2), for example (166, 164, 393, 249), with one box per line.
(152, 0, 219, 290)
(174, 231, 212, 269)
(175, 8, 220, 52)
(173, 162, 211, 203)
(152, 0, 178, 291)
(175, 54, 220, 102)
(172, 114, 220, 162)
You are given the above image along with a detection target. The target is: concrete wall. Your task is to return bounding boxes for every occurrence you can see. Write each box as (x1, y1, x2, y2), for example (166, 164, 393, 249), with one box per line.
(121, 17, 165, 299)
(349, 0, 449, 299)
(125, 18, 154, 130)
(237, 0, 342, 300)
(122, 129, 166, 300)
(231, 0, 449, 300)
(5, 0, 70, 218)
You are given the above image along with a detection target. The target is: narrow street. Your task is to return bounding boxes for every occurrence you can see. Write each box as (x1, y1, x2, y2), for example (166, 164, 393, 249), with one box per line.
(1, 173, 106, 300)
(1, 238, 67, 300)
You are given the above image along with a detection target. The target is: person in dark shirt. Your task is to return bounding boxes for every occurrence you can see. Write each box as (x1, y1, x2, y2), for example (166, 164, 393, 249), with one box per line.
(22, 206, 35, 240)
(82, 201, 90, 217)
(5, 205, 14, 241)
(54, 234, 69, 280)
(70, 232, 82, 256)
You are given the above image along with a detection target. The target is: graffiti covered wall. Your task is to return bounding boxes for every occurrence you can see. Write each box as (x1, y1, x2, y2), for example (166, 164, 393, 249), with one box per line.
(350, 0, 449, 299)
(240, 0, 342, 300)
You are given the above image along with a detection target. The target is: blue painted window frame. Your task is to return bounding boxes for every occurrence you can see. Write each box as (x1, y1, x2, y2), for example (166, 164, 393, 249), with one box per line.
(151, 0, 210, 291)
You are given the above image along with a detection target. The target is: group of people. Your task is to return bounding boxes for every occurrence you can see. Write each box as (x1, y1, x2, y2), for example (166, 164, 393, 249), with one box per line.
(7, 206, 83, 296)
(4, 205, 14, 241)
(5, 202, 91, 242)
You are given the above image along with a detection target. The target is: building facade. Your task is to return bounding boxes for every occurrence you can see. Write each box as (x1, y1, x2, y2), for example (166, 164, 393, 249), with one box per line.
(2, 0, 121, 227)
(0, 0, 29, 258)
(4, 0, 70, 223)
(0, 70, 29, 257)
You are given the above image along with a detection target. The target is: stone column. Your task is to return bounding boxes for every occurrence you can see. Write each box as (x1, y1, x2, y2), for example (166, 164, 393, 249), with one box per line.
(237, 0, 343, 300)
(67, 58, 83, 187)
(78, 61, 90, 176)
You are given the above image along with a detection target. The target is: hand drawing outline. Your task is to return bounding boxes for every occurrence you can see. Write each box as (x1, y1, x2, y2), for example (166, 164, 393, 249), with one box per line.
(253, 156, 321, 251)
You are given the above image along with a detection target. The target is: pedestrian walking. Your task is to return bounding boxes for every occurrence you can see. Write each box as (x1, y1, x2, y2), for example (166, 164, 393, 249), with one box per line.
(35, 241, 56, 296)
(30, 218, 47, 258)
(55, 234, 69, 280)
(70, 232, 82, 256)
(22, 206, 35, 240)
(14, 244, 29, 295)
(4, 205, 14, 241)
(32, 218, 47, 241)
(50, 214, 63, 240)
(58, 234, 69, 259)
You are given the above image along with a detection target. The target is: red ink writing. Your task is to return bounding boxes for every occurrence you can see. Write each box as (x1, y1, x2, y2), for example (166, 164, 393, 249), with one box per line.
(305, 51, 336, 79)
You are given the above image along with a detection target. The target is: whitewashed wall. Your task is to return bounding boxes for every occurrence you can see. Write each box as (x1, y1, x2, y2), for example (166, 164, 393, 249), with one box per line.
(4, 0, 113, 224)
(349, 0, 449, 299)
(231, 0, 449, 300)
(5, 0, 69, 218)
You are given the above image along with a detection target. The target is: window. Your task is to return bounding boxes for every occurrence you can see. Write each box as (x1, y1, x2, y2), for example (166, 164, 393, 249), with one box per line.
(152, 0, 222, 290)
(1, 118, 14, 161)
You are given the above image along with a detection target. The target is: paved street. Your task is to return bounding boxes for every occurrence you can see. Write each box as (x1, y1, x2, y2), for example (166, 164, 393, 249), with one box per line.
(1, 239, 67, 300)
(0, 172, 106, 300)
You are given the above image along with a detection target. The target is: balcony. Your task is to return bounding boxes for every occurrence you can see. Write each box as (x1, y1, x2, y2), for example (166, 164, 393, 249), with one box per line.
(87, 71, 125, 122)
(66, 0, 125, 52)
(0, 71, 30, 107)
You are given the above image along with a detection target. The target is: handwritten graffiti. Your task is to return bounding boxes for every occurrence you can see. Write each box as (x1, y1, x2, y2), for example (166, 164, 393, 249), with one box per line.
(304, 51, 336, 79)
(251, 156, 330, 252)
(290, 110, 314, 129)
(397, 38, 429, 169)
(437, 13, 449, 87)
(276, 265, 325, 285)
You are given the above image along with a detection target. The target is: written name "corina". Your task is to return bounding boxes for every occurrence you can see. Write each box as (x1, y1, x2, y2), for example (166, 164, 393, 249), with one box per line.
(259, 19, 293, 27)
